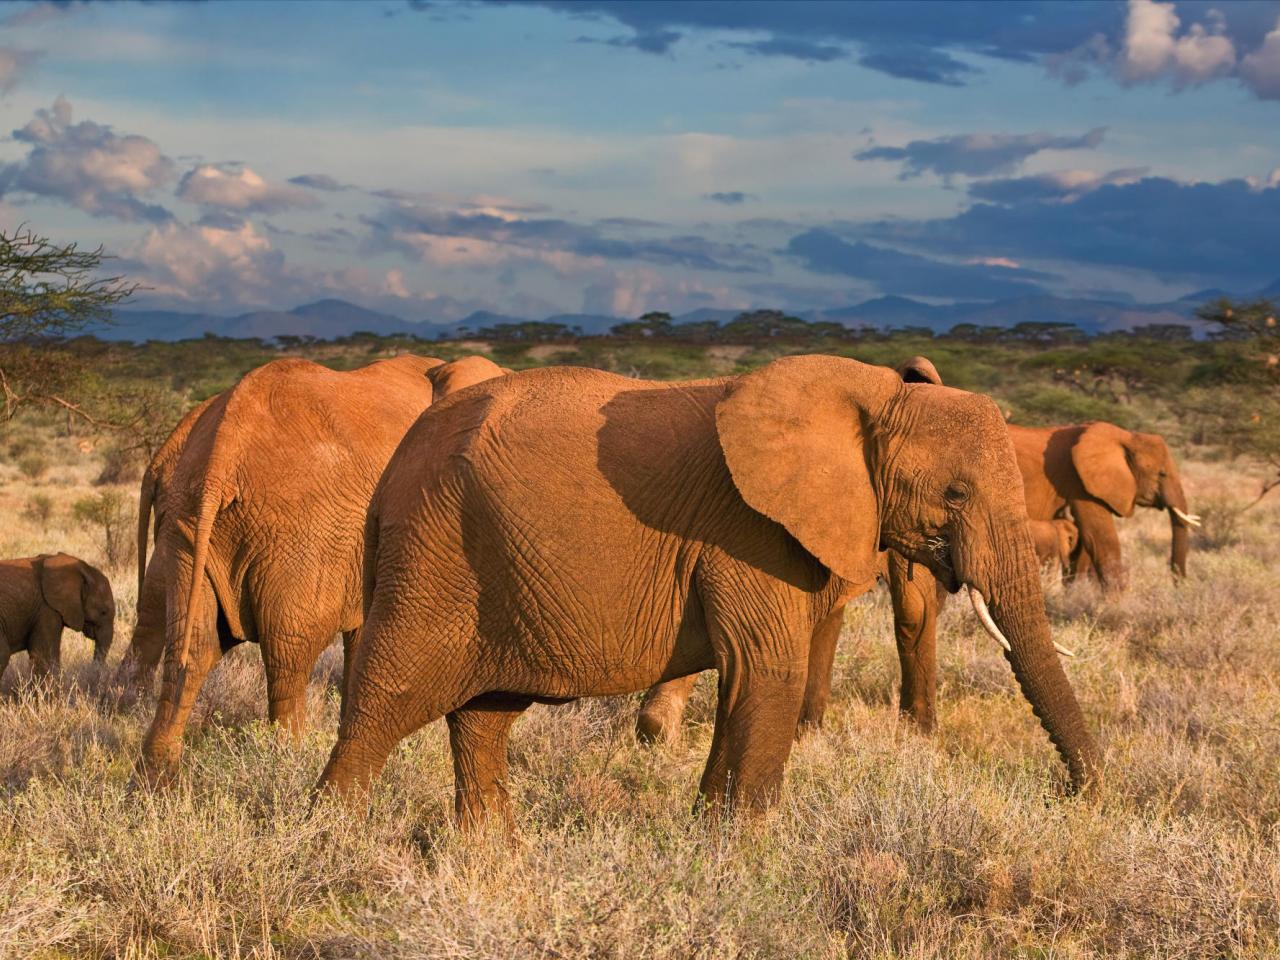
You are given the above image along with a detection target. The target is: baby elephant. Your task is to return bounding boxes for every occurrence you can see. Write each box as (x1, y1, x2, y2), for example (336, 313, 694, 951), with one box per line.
(0, 553, 115, 682)
(1028, 519, 1079, 575)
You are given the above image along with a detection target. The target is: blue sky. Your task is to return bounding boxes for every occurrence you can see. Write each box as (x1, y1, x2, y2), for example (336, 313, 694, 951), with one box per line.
(1, 0, 1278, 322)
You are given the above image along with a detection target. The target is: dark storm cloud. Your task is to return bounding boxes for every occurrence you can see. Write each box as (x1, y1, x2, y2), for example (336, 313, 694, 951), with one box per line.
(862, 175, 1280, 286)
(785, 228, 1054, 300)
(727, 37, 846, 63)
(967, 167, 1149, 204)
(368, 201, 769, 273)
(289, 173, 353, 192)
(856, 46, 979, 86)
(499, 1, 1280, 98)
(856, 128, 1107, 180)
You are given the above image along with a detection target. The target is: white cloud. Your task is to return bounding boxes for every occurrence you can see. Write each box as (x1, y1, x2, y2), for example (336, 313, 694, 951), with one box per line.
(0, 96, 175, 221)
(132, 219, 282, 305)
(1122, 0, 1236, 87)
(1240, 19, 1280, 99)
(177, 164, 319, 214)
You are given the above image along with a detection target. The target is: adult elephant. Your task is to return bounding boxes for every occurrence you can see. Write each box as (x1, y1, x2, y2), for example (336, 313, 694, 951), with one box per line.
(111, 394, 221, 697)
(318, 356, 1099, 825)
(783, 418, 1199, 737)
(1013, 422, 1199, 592)
(135, 354, 508, 782)
(0, 553, 115, 682)
(634, 356, 948, 742)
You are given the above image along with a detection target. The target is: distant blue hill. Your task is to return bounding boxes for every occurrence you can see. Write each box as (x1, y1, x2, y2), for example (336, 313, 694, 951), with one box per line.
(93, 280, 1280, 343)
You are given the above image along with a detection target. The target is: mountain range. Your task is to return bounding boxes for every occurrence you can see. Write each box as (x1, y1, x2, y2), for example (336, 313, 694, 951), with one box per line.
(90, 282, 1277, 343)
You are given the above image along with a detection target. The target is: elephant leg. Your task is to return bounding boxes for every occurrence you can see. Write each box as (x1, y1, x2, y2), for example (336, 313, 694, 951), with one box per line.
(112, 568, 169, 698)
(635, 674, 699, 745)
(698, 664, 806, 813)
(262, 636, 318, 738)
(27, 609, 64, 691)
(339, 628, 359, 725)
(318, 609, 475, 802)
(888, 553, 939, 733)
(137, 596, 221, 784)
(446, 693, 531, 832)
(695, 583, 808, 813)
(797, 604, 845, 734)
(0, 647, 10, 686)
(1070, 500, 1126, 592)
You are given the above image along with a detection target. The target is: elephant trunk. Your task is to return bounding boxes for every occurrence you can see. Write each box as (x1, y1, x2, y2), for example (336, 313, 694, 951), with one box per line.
(968, 526, 1101, 794)
(1163, 471, 1193, 578)
(93, 621, 113, 663)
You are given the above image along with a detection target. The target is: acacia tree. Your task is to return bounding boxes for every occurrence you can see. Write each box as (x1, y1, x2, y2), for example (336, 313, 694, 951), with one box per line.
(0, 225, 137, 423)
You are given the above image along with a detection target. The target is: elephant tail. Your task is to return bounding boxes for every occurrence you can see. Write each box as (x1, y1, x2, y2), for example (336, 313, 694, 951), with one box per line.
(137, 465, 156, 612)
(173, 419, 240, 684)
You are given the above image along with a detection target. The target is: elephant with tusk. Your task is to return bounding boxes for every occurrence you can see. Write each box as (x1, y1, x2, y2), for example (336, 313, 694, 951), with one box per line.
(316, 355, 1101, 824)
(1014, 421, 1198, 591)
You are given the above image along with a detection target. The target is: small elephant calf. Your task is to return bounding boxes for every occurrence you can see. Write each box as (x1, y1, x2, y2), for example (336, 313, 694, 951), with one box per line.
(1028, 519, 1079, 575)
(0, 553, 115, 682)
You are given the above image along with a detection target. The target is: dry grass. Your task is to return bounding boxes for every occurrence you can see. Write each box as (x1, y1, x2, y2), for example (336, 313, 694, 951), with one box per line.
(1, 429, 1278, 958)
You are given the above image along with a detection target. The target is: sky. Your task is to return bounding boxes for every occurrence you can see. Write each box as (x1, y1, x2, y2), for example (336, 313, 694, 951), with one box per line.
(1, 0, 1279, 323)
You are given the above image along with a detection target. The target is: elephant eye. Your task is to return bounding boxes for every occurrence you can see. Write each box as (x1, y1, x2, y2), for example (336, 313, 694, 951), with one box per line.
(944, 483, 970, 505)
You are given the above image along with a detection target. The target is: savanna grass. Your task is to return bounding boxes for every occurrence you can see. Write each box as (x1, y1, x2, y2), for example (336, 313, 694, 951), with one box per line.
(1, 431, 1277, 958)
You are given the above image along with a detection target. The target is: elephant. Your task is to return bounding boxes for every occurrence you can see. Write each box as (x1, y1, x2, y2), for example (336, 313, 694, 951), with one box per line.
(634, 355, 948, 743)
(317, 355, 1100, 825)
(427, 355, 515, 396)
(111, 394, 222, 697)
(1029, 518, 1079, 574)
(134, 353, 512, 781)
(1012, 421, 1198, 592)
(0, 553, 115, 682)
(780, 418, 1198, 737)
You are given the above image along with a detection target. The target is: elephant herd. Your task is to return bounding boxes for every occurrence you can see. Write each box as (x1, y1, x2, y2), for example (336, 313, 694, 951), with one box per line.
(0, 351, 1200, 824)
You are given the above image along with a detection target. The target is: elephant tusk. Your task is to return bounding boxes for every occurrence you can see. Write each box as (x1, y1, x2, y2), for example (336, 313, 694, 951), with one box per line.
(1171, 507, 1202, 528)
(969, 586, 1076, 658)
(968, 586, 1011, 653)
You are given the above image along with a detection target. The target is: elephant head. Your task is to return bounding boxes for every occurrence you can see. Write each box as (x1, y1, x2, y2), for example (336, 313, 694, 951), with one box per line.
(1071, 422, 1197, 577)
(716, 357, 1100, 792)
(37, 553, 116, 662)
(427, 356, 512, 401)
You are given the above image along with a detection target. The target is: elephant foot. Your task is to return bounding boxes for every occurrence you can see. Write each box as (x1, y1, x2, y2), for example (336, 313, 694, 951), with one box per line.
(635, 696, 684, 745)
(133, 741, 182, 789)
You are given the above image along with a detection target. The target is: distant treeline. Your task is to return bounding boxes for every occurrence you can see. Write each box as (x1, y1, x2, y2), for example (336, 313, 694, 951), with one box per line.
(308, 309, 1212, 347)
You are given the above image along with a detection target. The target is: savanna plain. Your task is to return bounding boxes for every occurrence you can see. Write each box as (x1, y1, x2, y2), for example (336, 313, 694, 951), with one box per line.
(1, 334, 1278, 959)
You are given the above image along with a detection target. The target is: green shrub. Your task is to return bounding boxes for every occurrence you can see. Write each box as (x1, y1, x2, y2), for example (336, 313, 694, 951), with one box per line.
(17, 452, 49, 480)
(95, 443, 144, 486)
(22, 494, 54, 529)
(73, 490, 134, 570)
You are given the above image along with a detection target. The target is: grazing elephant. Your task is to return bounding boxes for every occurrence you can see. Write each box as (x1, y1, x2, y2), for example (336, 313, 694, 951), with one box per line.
(634, 356, 948, 742)
(0, 553, 115, 682)
(1012, 421, 1198, 592)
(111, 394, 221, 696)
(1029, 518, 1079, 573)
(318, 356, 1100, 825)
(135, 354, 511, 781)
(795, 418, 1196, 735)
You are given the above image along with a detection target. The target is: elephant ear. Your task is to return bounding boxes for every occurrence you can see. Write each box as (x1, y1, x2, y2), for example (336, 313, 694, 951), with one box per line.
(1072, 422, 1136, 517)
(38, 553, 85, 632)
(896, 355, 942, 385)
(716, 356, 892, 588)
